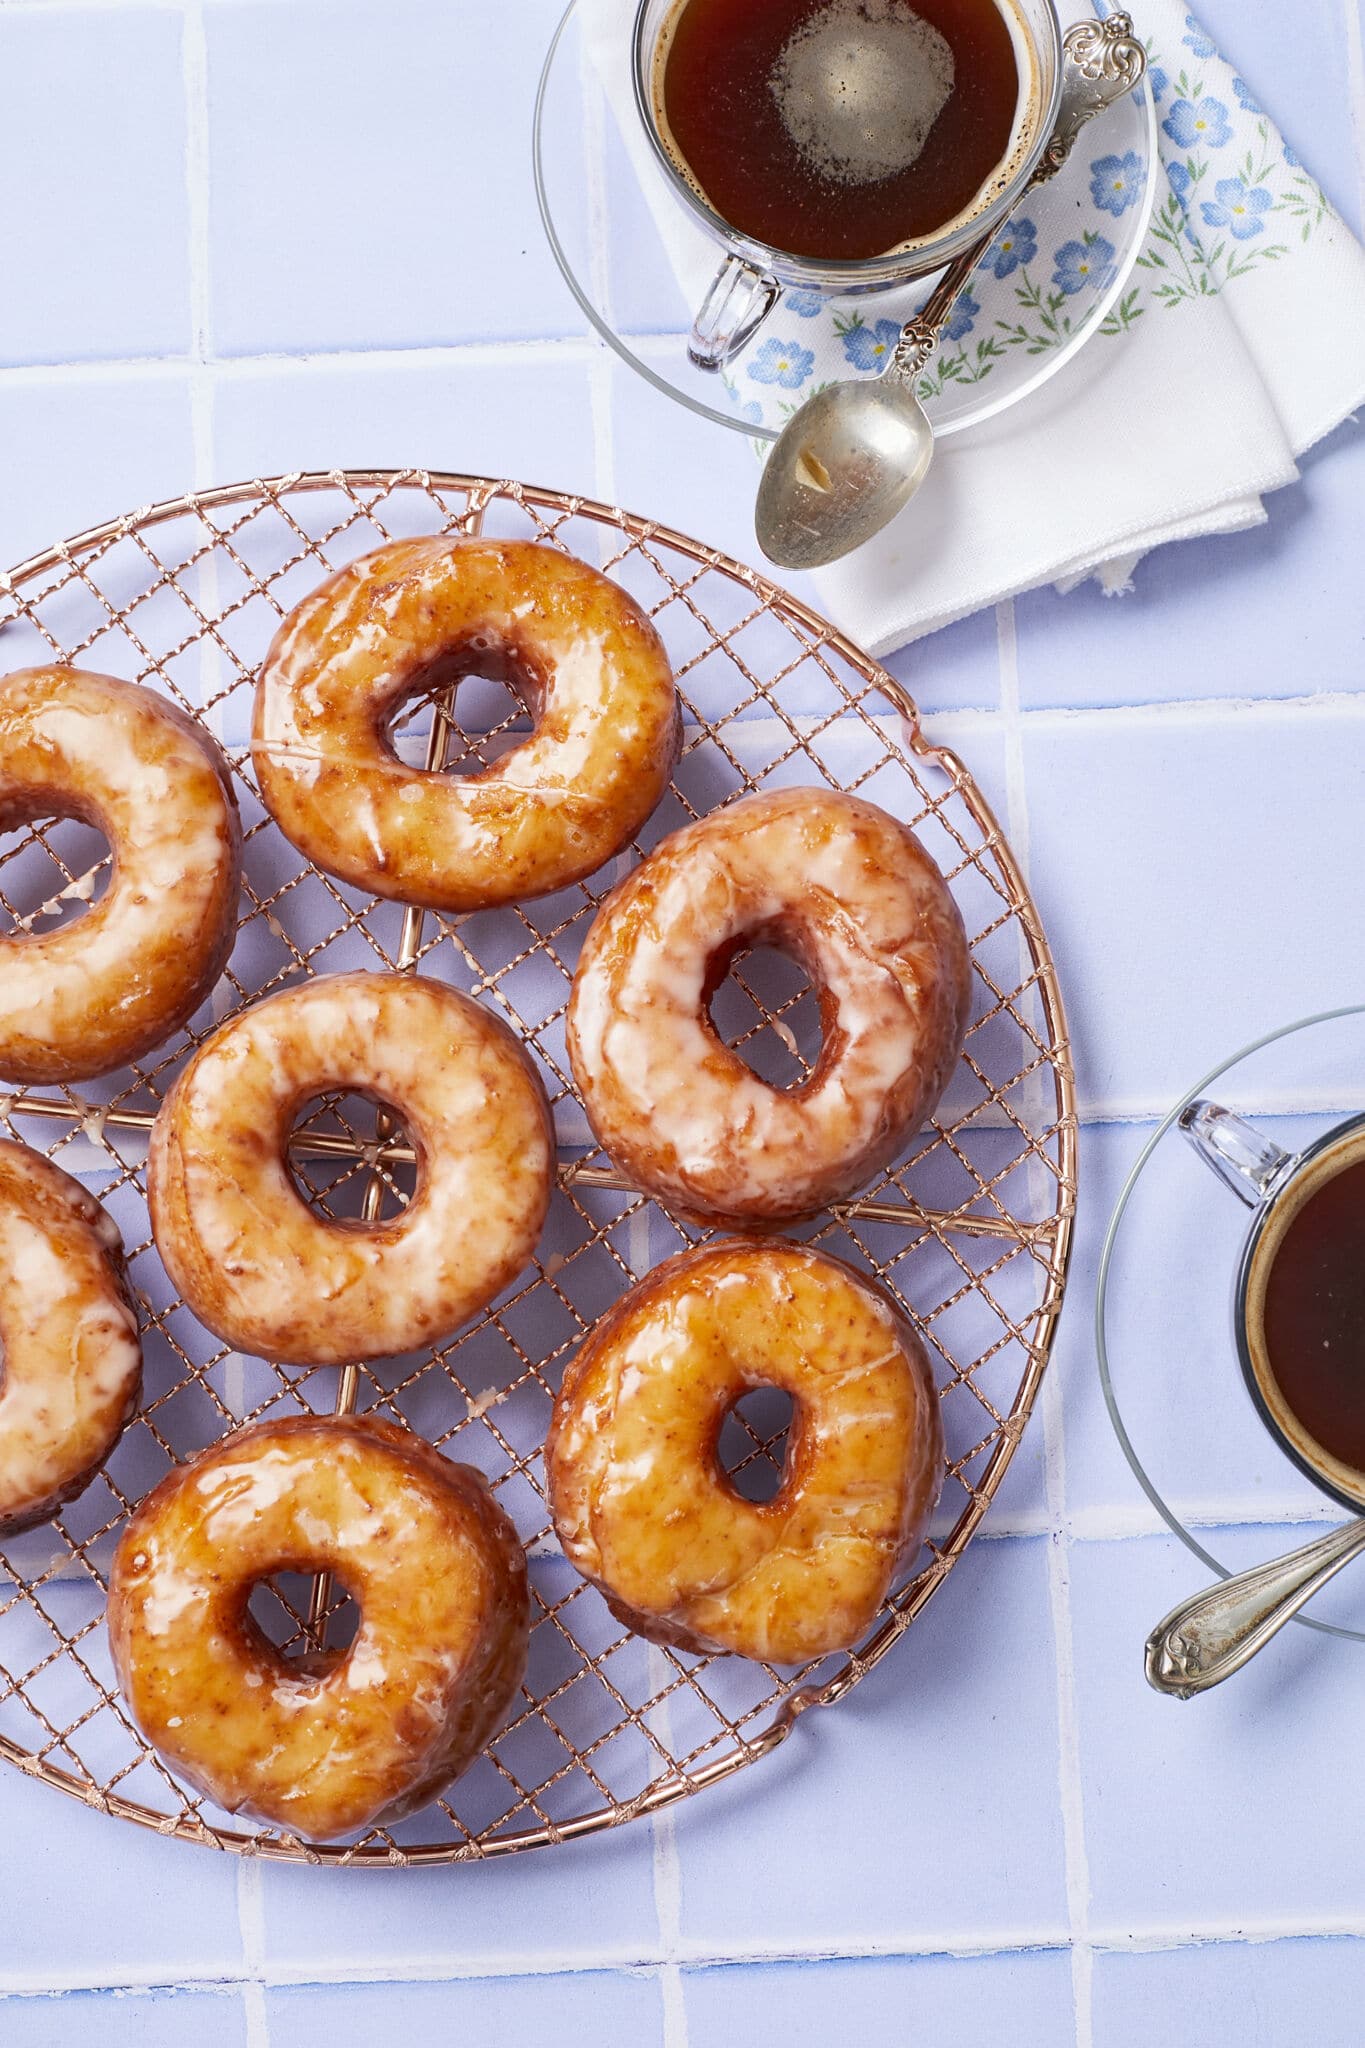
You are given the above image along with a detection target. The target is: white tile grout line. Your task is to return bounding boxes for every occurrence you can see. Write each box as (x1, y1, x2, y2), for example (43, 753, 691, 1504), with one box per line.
(646, 1641, 691, 2048)
(236, 1859, 270, 2048)
(579, 26, 622, 540)
(997, 597, 1093, 2048)
(181, 0, 216, 495)
(8, 1917, 1365, 2001)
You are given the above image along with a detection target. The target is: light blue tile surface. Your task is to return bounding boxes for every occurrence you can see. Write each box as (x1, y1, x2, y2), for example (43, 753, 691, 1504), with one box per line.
(0, 368, 195, 572)
(264, 1971, 664, 2046)
(205, 0, 588, 355)
(671, 1535, 1069, 1953)
(885, 602, 1005, 717)
(0, 7, 190, 366)
(0, 1765, 244, 1985)
(1071, 1526, 1365, 1934)
(255, 1815, 661, 1973)
(210, 352, 600, 498)
(0, 1988, 248, 2048)
(1094, 1936, 1365, 2046)
(607, 348, 777, 579)
(1020, 702, 1365, 1112)
(683, 1950, 1076, 2048)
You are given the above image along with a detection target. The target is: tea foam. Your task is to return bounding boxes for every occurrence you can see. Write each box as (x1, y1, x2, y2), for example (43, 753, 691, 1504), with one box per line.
(769, 0, 956, 188)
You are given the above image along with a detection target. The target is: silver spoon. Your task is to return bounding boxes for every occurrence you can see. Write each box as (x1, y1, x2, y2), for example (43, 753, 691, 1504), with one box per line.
(755, 14, 1148, 572)
(1146, 1518, 1365, 1699)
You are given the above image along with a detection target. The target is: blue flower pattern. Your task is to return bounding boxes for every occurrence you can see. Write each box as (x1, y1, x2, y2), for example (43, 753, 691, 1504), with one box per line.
(1091, 152, 1145, 216)
(1162, 97, 1233, 150)
(747, 338, 814, 388)
(1053, 237, 1118, 296)
(1201, 176, 1273, 241)
(981, 217, 1038, 278)
(945, 292, 980, 342)
(1182, 14, 1216, 56)
(840, 319, 902, 371)
(715, 11, 1332, 434)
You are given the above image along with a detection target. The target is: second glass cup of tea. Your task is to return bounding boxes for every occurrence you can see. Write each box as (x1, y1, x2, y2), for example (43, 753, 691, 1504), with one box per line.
(1182, 1101, 1365, 1511)
(633, 0, 1065, 369)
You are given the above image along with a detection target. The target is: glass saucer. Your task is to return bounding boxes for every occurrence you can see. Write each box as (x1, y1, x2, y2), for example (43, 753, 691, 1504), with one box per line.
(1098, 1006, 1365, 1642)
(535, 0, 1158, 443)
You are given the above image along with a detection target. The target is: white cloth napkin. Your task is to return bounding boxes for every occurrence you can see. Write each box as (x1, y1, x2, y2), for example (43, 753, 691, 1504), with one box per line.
(583, 0, 1365, 654)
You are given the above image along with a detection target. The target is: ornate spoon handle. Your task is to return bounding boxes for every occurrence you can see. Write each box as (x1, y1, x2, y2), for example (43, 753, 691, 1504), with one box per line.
(892, 13, 1148, 381)
(1145, 1519, 1365, 1699)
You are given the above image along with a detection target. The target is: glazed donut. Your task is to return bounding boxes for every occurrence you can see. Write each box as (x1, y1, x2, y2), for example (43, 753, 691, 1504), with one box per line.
(148, 972, 553, 1366)
(566, 787, 971, 1225)
(108, 1416, 529, 1840)
(0, 667, 240, 1084)
(0, 1139, 141, 1536)
(546, 1240, 943, 1663)
(252, 538, 681, 911)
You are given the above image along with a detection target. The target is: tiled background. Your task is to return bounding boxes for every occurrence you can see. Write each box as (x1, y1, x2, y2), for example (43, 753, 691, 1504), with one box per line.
(1, 0, 1364, 2042)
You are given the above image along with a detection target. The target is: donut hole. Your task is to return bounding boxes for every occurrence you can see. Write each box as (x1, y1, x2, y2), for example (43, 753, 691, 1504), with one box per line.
(287, 1090, 417, 1224)
(718, 1386, 796, 1504)
(247, 1570, 360, 1665)
(387, 643, 539, 780)
(707, 941, 823, 1090)
(0, 811, 112, 936)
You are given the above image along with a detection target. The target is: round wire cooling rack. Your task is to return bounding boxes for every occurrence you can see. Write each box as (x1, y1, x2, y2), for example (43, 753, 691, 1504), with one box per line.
(0, 469, 1075, 1866)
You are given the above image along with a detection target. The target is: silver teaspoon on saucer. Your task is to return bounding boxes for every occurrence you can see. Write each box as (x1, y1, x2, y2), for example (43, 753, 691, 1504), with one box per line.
(754, 13, 1148, 572)
(1146, 1518, 1365, 1698)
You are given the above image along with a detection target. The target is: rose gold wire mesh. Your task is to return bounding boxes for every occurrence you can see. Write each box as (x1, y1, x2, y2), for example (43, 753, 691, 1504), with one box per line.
(0, 469, 1075, 1866)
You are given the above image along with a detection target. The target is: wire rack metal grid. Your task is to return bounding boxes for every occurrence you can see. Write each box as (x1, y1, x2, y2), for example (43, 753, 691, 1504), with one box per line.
(0, 469, 1076, 1866)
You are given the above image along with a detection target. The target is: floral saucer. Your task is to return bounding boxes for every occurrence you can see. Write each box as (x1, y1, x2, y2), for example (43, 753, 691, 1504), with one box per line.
(535, 0, 1157, 444)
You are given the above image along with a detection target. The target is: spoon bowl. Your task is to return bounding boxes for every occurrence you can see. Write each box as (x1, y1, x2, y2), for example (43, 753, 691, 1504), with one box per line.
(753, 379, 935, 572)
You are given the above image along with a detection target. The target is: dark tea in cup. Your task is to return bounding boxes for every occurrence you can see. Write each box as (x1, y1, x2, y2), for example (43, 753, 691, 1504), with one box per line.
(652, 0, 1036, 261)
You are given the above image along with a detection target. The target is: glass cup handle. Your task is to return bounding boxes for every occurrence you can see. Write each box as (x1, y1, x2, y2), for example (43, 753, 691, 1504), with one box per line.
(1178, 1099, 1292, 1209)
(688, 256, 782, 372)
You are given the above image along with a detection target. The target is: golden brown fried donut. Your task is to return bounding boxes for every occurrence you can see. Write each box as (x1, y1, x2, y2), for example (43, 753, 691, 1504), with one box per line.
(546, 1240, 943, 1663)
(108, 1416, 529, 1840)
(148, 972, 554, 1367)
(0, 1139, 141, 1536)
(566, 787, 971, 1225)
(0, 667, 240, 1084)
(252, 538, 681, 911)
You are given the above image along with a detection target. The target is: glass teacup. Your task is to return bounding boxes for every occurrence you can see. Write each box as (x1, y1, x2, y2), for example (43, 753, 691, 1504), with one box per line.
(632, 0, 1065, 368)
(1182, 1101, 1365, 1511)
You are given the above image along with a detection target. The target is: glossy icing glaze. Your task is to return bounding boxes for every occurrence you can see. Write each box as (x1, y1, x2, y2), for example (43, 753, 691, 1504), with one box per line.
(566, 787, 972, 1224)
(0, 1138, 141, 1536)
(0, 668, 241, 1084)
(252, 538, 681, 912)
(147, 972, 554, 1367)
(546, 1240, 943, 1662)
(107, 1415, 530, 1840)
